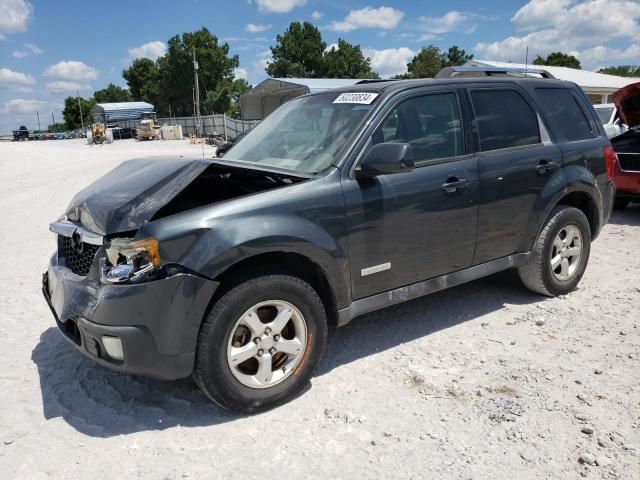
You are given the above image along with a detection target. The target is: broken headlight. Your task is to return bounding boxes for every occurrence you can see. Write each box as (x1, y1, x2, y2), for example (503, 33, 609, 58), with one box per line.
(102, 238, 161, 283)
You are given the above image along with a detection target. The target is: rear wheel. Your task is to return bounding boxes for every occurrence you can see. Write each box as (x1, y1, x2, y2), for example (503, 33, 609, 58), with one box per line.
(518, 206, 591, 296)
(194, 275, 328, 413)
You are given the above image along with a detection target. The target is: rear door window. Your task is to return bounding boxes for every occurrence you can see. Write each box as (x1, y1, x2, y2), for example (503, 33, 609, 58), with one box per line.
(536, 88, 596, 141)
(471, 90, 541, 152)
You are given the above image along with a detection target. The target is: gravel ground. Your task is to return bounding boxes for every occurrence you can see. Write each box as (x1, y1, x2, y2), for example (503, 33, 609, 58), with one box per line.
(0, 139, 638, 479)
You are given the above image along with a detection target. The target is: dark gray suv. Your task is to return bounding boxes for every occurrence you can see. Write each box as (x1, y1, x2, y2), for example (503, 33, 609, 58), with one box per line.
(43, 67, 616, 412)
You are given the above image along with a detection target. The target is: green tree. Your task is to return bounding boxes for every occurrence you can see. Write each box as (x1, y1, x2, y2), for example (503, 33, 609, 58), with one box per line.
(93, 83, 132, 103)
(322, 39, 378, 79)
(442, 45, 473, 67)
(266, 22, 326, 77)
(62, 96, 95, 130)
(401, 45, 444, 79)
(122, 58, 162, 106)
(158, 27, 239, 117)
(47, 122, 67, 132)
(598, 65, 640, 77)
(533, 52, 581, 69)
(203, 78, 251, 117)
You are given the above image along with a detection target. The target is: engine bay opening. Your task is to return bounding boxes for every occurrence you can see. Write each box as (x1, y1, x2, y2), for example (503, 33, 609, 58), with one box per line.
(152, 163, 308, 221)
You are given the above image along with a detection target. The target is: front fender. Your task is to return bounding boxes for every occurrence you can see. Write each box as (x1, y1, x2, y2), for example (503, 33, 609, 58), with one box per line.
(144, 206, 351, 309)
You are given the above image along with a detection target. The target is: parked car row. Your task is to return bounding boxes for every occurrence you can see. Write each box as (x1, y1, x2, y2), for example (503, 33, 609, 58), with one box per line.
(12, 127, 87, 141)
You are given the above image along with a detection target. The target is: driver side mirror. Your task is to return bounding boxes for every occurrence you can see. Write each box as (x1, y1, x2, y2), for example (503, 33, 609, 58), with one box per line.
(356, 142, 414, 178)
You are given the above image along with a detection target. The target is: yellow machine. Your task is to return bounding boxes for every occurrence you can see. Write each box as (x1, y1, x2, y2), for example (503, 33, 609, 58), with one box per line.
(137, 112, 160, 140)
(86, 112, 113, 144)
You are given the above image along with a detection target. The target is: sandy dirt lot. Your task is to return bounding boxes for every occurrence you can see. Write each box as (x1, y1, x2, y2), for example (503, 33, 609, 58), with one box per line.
(0, 139, 638, 479)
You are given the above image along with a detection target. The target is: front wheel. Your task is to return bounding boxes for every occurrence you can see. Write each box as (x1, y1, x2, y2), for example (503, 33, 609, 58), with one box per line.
(518, 206, 591, 296)
(193, 275, 328, 413)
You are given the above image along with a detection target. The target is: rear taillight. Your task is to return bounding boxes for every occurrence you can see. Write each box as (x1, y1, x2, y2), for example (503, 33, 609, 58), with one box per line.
(603, 145, 618, 180)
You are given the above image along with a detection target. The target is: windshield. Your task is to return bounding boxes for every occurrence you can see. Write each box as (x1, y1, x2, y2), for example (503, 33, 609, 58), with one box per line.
(596, 107, 614, 124)
(225, 92, 377, 173)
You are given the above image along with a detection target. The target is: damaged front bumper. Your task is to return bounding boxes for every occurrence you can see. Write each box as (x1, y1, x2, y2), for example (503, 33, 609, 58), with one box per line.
(42, 253, 218, 380)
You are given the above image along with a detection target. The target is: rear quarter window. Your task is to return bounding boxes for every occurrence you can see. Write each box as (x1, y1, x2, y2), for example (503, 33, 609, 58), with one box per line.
(470, 90, 541, 152)
(535, 88, 597, 141)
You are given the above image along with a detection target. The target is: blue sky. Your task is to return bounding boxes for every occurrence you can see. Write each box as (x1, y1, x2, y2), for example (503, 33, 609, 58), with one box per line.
(1, 0, 639, 133)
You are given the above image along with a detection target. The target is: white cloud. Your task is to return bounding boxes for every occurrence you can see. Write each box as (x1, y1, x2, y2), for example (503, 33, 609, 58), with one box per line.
(511, 0, 573, 32)
(45, 80, 92, 93)
(11, 42, 42, 58)
(0, 67, 35, 87)
(3, 98, 46, 114)
(364, 47, 415, 78)
(418, 11, 483, 36)
(246, 49, 272, 84)
(329, 6, 404, 32)
(245, 23, 271, 33)
(255, 0, 306, 13)
(476, 0, 640, 69)
(44, 61, 98, 81)
(311, 10, 322, 20)
(127, 41, 166, 60)
(579, 43, 640, 66)
(255, 49, 272, 72)
(325, 43, 338, 53)
(0, 0, 33, 39)
(234, 67, 248, 80)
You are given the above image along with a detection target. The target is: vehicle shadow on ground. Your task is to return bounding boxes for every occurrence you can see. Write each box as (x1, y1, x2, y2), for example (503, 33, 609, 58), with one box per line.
(31, 329, 240, 436)
(32, 269, 543, 437)
(608, 204, 640, 227)
(318, 269, 543, 375)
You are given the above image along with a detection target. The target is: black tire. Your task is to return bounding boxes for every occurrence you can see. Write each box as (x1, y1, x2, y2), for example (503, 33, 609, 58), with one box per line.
(614, 198, 629, 210)
(193, 274, 328, 413)
(518, 206, 591, 297)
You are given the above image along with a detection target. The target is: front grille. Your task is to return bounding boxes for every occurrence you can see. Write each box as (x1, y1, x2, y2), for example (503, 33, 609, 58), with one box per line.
(618, 153, 640, 172)
(61, 235, 100, 276)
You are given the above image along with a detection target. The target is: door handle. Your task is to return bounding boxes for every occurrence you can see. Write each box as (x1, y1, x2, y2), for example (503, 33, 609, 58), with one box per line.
(441, 177, 468, 194)
(536, 160, 559, 174)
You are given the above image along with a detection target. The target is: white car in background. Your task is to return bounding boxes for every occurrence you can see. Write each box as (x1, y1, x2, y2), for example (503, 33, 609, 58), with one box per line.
(594, 103, 628, 138)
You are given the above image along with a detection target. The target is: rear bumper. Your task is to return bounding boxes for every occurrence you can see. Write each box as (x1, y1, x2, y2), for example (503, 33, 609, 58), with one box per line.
(612, 165, 640, 198)
(42, 257, 218, 380)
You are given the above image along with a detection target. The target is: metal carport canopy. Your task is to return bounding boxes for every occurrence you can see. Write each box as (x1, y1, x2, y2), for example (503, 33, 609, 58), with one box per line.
(90, 102, 155, 121)
(240, 78, 365, 121)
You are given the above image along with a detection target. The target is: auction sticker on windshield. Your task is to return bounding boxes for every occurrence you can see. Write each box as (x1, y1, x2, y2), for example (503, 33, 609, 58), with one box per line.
(333, 93, 379, 104)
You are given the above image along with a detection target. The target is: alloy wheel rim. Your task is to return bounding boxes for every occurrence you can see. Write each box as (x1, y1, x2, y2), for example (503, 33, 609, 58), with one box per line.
(226, 300, 307, 389)
(550, 224, 583, 281)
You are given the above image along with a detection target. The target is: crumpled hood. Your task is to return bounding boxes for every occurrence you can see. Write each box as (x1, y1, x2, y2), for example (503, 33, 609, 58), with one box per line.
(613, 81, 640, 129)
(65, 157, 213, 235)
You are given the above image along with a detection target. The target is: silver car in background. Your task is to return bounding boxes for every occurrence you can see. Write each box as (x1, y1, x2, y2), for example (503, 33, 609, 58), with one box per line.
(594, 103, 628, 138)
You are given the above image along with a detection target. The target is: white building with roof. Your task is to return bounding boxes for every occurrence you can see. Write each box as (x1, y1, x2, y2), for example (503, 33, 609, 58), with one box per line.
(465, 60, 640, 104)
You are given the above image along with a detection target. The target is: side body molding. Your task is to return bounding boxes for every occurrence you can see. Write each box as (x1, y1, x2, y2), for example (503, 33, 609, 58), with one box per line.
(337, 253, 531, 326)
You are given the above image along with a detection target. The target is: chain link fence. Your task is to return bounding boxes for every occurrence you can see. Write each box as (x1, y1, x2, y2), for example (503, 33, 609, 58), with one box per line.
(112, 114, 259, 140)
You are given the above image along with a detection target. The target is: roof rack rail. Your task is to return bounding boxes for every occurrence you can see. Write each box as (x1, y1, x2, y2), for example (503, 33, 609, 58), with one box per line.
(355, 79, 399, 84)
(435, 66, 555, 79)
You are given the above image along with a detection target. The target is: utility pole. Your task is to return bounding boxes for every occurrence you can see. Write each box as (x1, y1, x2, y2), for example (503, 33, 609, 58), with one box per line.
(193, 47, 201, 138)
(36, 111, 41, 131)
(51, 112, 55, 127)
(77, 90, 84, 130)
